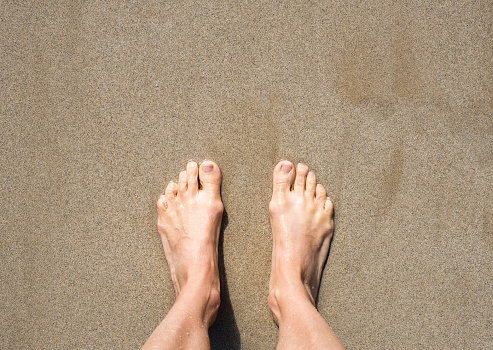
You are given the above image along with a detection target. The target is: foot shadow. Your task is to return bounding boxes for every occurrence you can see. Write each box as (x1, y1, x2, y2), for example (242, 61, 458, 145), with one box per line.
(209, 210, 241, 349)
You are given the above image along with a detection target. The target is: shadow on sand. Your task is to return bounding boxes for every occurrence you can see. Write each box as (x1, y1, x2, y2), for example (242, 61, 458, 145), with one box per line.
(208, 210, 241, 349)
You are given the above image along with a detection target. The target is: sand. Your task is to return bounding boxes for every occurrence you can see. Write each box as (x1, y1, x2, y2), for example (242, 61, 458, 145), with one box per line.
(1, 1, 491, 349)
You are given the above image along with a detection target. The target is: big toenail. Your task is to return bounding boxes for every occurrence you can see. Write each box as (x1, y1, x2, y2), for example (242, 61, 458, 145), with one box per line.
(281, 164, 292, 173)
(203, 164, 214, 173)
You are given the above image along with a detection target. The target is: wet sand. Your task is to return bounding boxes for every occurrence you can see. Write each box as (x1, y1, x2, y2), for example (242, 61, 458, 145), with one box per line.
(1, 1, 491, 349)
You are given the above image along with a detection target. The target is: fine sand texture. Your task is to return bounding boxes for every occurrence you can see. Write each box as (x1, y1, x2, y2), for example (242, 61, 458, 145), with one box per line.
(1, 1, 491, 349)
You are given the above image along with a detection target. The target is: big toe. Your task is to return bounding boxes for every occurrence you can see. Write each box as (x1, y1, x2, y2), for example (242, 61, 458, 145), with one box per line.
(272, 161, 295, 196)
(199, 161, 222, 197)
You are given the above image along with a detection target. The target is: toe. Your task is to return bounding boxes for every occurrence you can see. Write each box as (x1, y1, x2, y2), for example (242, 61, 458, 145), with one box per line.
(315, 184, 327, 208)
(199, 161, 222, 198)
(306, 171, 317, 198)
(324, 197, 334, 214)
(165, 182, 178, 199)
(294, 163, 309, 195)
(157, 195, 168, 213)
(178, 170, 187, 194)
(272, 161, 295, 195)
(186, 161, 199, 195)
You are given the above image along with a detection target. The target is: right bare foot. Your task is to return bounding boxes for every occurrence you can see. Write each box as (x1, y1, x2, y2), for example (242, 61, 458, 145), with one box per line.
(268, 161, 334, 324)
(156, 160, 224, 326)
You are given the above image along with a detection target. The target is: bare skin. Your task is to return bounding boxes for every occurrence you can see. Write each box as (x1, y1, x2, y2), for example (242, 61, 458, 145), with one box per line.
(268, 161, 346, 350)
(142, 160, 223, 350)
(142, 160, 345, 349)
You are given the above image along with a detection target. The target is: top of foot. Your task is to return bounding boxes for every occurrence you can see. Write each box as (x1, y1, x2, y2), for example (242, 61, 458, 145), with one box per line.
(156, 160, 224, 324)
(269, 160, 334, 310)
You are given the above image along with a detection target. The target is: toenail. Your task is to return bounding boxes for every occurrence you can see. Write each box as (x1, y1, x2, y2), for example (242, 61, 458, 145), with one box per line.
(203, 164, 214, 173)
(280, 164, 292, 173)
(308, 172, 315, 178)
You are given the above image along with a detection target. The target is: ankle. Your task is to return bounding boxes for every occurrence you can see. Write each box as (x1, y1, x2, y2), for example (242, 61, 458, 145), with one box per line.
(268, 281, 315, 323)
(176, 281, 221, 327)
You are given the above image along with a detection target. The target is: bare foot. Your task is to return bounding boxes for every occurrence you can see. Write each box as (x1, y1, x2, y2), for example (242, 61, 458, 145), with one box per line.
(268, 161, 334, 324)
(156, 160, 223, 326)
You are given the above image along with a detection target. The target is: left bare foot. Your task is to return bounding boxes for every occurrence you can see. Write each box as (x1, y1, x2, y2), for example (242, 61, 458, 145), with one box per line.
(156, 160, 224, 326)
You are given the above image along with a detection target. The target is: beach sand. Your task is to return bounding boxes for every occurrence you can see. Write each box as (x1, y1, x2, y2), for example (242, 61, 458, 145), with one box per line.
(1, 1, 491, 349)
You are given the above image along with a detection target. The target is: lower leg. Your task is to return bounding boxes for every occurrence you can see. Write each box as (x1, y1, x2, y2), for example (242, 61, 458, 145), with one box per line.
(269, 284, 344, 349)
(142, 161, 223, 350)
(142, 281, 218, 350)
(268, 161, 345, 350)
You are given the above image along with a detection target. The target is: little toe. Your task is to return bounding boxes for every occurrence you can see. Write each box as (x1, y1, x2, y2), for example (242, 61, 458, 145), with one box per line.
(156, 195, 168, 213)
(306, 171, 317, 197)
(178, 170, 187, 194)
(324, 197, 334, 214)
(199, 161, 222, 198)
(186, 161, 199, 195)
(294, 163, 309, 195)
(315, 183, 327, 208)
(272, 161, 295, 195)
(165, 182, 178, 199)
